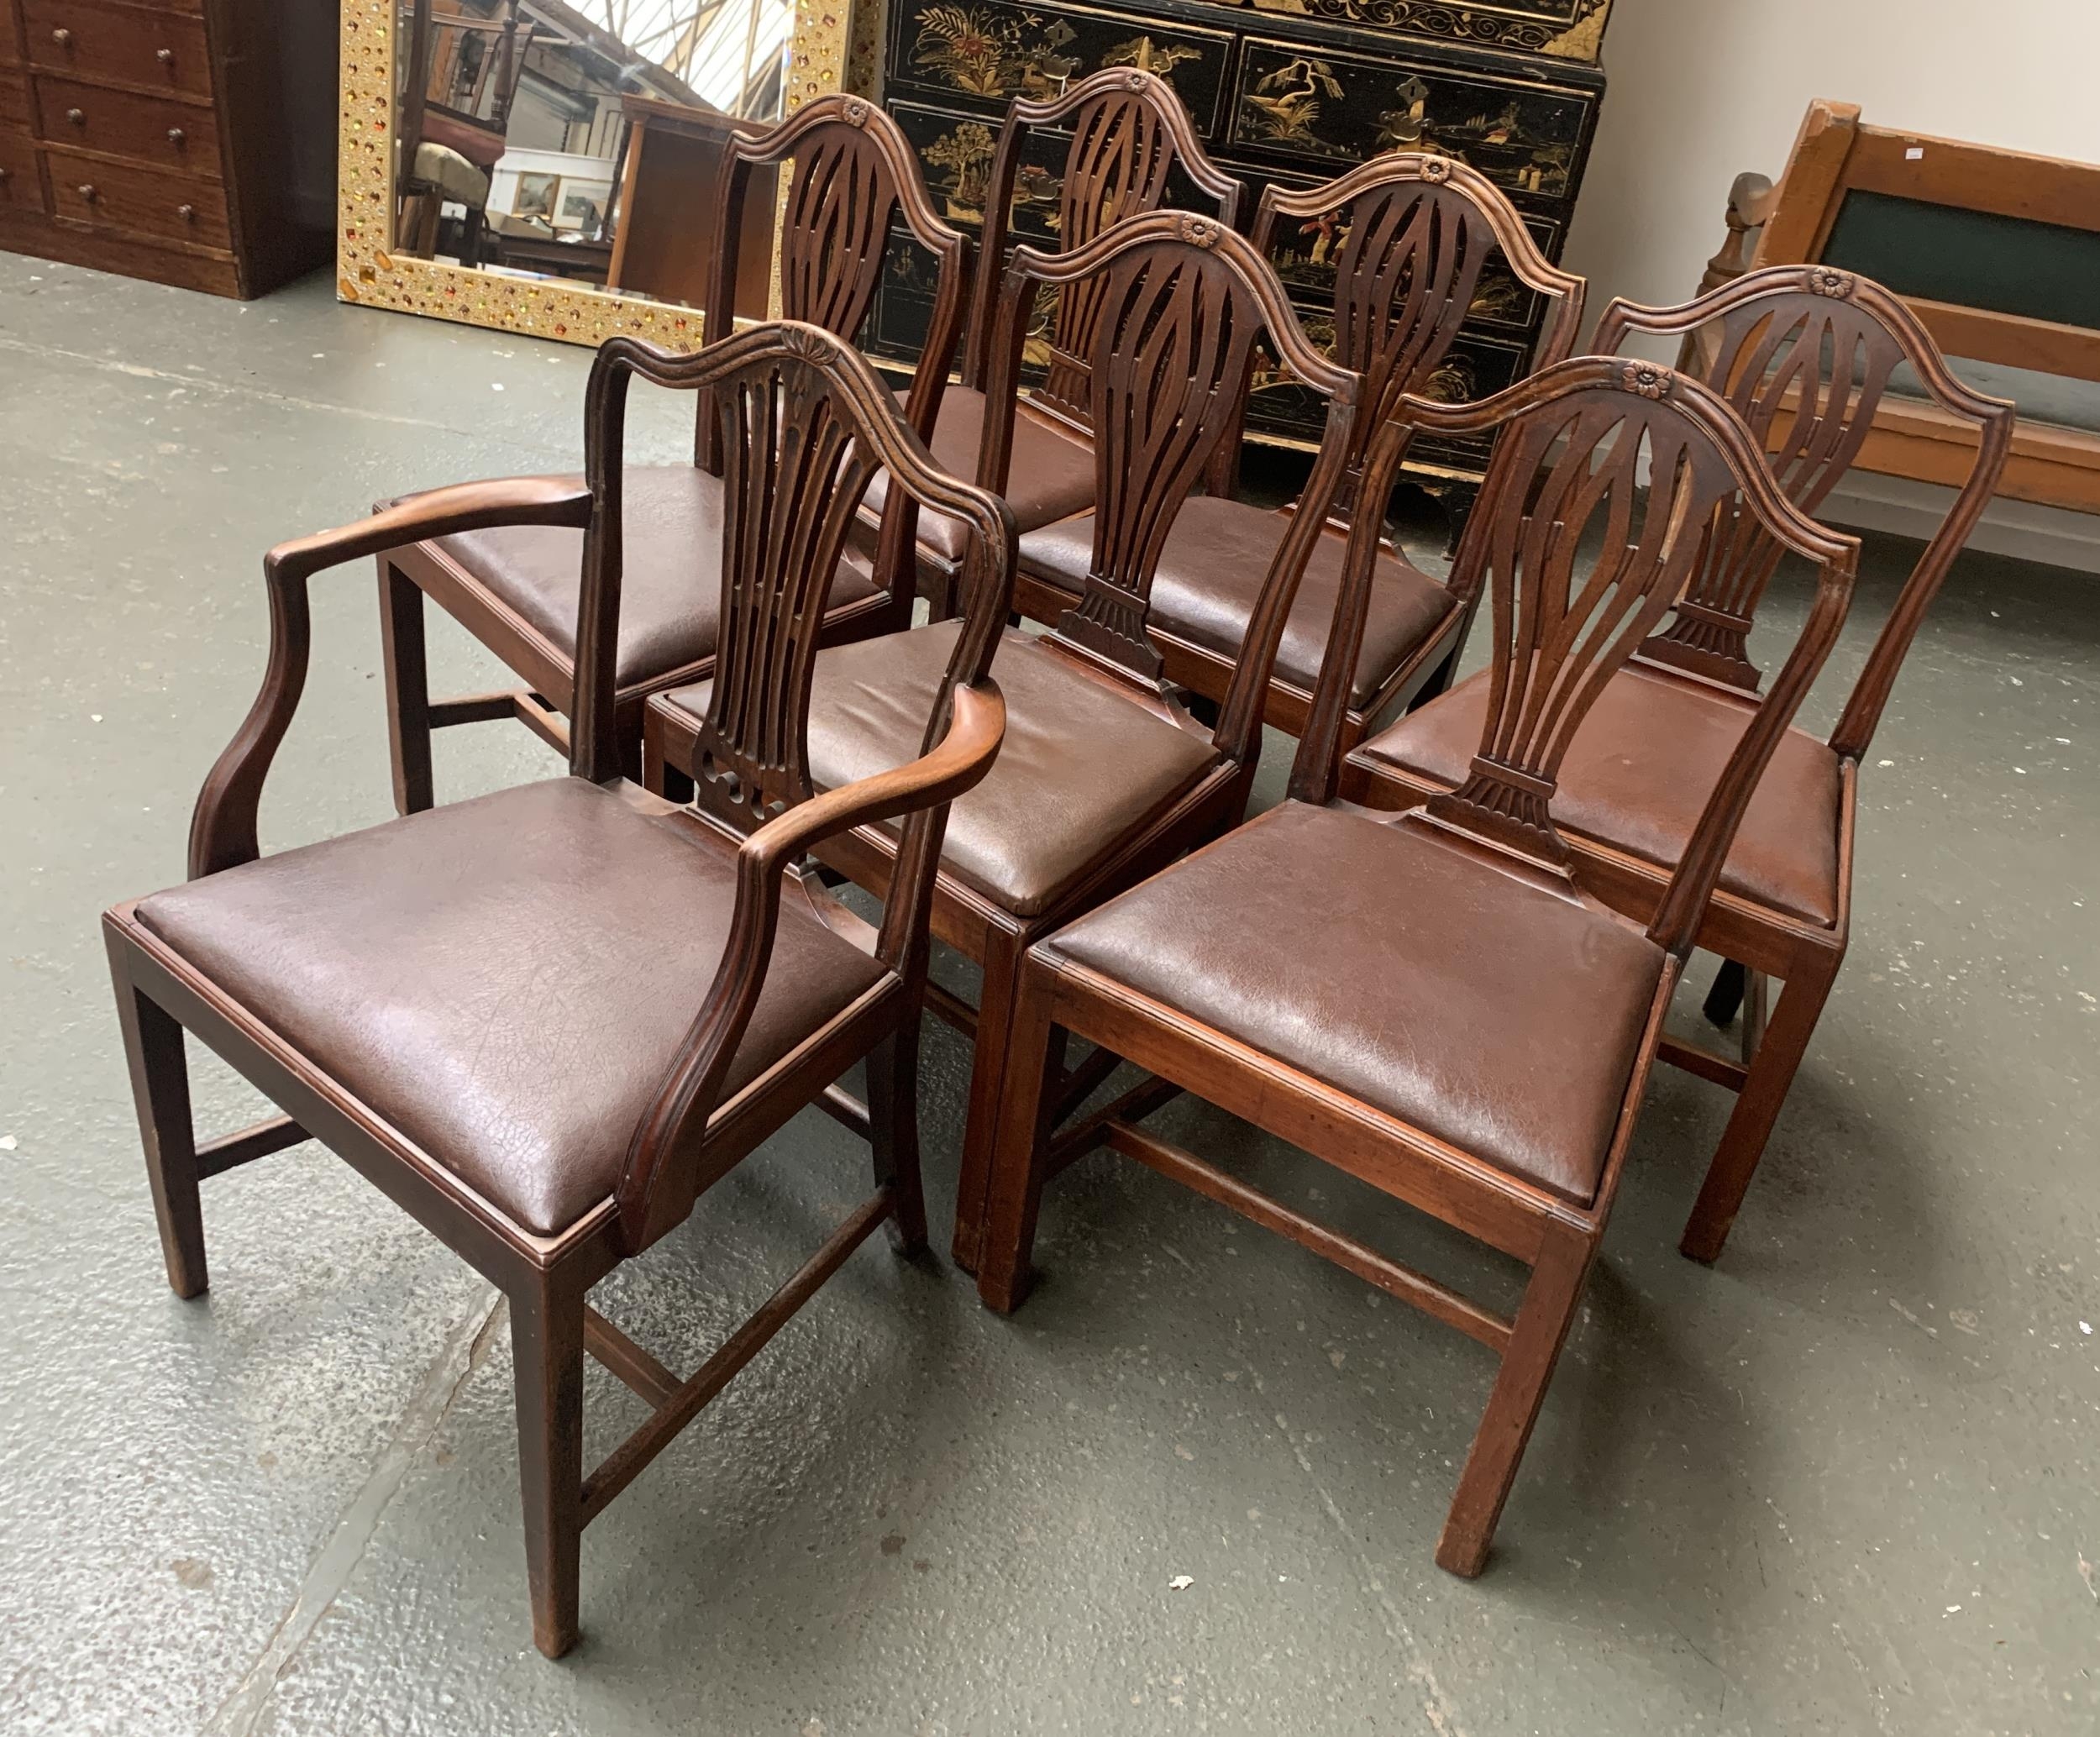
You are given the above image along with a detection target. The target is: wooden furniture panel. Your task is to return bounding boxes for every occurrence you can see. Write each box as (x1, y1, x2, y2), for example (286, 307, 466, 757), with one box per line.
(882, 0, 1235, 136)
(868, 0, 1608, 531)
(48, 144, 227, 242)
(1716, 98, 2100, 517)
(603, 96, 777, 315)
(0, 131, 43, 212)
(32, 71, 216, 171)
(24, 0, 213, 99)
(0, 0, 332, 298)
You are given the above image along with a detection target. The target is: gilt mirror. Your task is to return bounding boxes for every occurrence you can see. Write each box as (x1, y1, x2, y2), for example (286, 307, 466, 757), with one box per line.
(337, 0, 862, 348)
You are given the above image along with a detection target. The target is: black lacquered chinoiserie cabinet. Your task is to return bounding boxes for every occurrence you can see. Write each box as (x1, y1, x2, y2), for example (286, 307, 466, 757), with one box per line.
(862, 0, 1611, 530)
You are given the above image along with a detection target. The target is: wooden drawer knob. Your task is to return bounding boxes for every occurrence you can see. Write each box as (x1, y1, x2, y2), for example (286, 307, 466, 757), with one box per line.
(50, 28, 71, 46)
(157, 48, 176, 66)
(66, 107, 86, 126)
(77, 183, 97, 202)
(166, 127, 186, 147)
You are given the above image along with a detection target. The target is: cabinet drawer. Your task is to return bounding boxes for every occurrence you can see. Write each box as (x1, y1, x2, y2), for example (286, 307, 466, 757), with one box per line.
(892, 99, 1236, 248)
(1229, 39, 1591, 205)
(33, 73, 217, 173)
(0, 133, 46, 213)
(26, 0, 213, 100)
(0, 69, 28, 131)
(885, 0, 1232, 137)
(47, 149, 228, 244)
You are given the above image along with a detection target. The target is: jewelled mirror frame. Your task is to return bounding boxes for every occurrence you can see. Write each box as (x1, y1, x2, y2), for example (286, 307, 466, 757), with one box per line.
(334, 0, 858, 349)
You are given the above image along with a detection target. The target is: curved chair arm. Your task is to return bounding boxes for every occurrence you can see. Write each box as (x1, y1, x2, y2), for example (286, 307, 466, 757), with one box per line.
(615, 680, 1008, 1252)
(187, 477, 594, 879)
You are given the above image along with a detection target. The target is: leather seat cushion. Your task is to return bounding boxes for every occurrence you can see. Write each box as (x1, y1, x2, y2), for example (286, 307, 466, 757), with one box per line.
(1018, 496, 1457, 708)
(134, 779, 887, 1237)
(864, 388, 1097, 565)
(657, 620, 1221, 919)
(422, 465, 879, 692)
(1047, 800, 1666, 1204)
(1352, 661, 1843, 926)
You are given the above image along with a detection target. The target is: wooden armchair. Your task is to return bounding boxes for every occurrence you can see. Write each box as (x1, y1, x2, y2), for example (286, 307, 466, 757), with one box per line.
(1011, 151, 1585, 749)
(103, 323, 1013, 1658)
(866, 67, 1247, 610)
(1343, 265, 2014, 1259)
(377, 95, 971, 811)
(648, 213, 1359, 1273)
(975, 357, 1858, 1576)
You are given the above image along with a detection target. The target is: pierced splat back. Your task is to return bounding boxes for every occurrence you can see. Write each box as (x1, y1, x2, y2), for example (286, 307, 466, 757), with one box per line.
(981, 214, 1355, 690)
(1252, 155, 1584, 495)
(1425, 365, 1745, 869)
(1596, 265, 1998, 691)
(575, 325, 1014, 823)
(964, 69, 1246, 415)
(1294, 357, 1860, 956)
(704, 97, 971, 466)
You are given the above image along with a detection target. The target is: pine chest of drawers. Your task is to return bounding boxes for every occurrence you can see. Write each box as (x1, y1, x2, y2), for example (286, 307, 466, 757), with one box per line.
(866, 0, 1611, 526)
(0, 0, 333, 298)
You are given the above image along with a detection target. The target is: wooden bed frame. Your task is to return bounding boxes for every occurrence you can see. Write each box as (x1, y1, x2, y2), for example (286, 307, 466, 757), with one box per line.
(1700, 100, 2100, 516)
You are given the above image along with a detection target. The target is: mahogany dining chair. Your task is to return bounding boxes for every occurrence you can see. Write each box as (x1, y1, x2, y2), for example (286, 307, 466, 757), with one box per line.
(864, 66, 1247, 611)
(1014, 150, 1584, 751)
(375, 95, 972, 810)
(1341, 265, 2014, 1259)
(648, 213, 1360, 1274)
(974, 356, 1859, 1576)
(103, 323, 1014, 1658)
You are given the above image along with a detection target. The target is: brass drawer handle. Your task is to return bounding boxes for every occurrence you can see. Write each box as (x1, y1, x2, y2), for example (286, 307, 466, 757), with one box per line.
(66, 107, 86, 126)
(50, 27, 71, 47)
(77, 182, 97, 202)
(177, 202, 196, 222)
(166, 127, 186, 147)
(157, 48, 176, 66)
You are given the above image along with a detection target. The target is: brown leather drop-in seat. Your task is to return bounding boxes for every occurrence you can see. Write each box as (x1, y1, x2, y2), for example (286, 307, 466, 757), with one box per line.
(134, 779, 888, 1236)
(415, 466, 880, 689)
(1021, 496, 1458, 707)
(1043, 800, 1667, 1204)
(1353, 660, 1844, 927)
(863, 390, 1099, 564)
(656, 619, 1221, 920)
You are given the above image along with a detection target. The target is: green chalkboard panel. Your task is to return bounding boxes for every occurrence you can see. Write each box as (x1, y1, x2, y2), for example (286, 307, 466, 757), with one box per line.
(1822, 191, 2100, 333)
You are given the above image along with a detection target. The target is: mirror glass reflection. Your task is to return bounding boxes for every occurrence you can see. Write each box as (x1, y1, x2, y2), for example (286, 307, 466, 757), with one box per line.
(393, 0, 794, 309)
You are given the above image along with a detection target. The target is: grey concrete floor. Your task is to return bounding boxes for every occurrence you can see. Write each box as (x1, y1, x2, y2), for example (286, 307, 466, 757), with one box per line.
(2, 255, 2096, 1737)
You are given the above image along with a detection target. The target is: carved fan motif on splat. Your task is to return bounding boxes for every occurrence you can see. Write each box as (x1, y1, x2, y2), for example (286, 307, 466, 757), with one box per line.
(1037, 96, 1177, 414)
(691, 346, 881, 827)
(1429, 387, 1740, 866)
(777, 125, 902, 343)
(1649, 290, 1899, 686)
(1057, 239, 1259, 680)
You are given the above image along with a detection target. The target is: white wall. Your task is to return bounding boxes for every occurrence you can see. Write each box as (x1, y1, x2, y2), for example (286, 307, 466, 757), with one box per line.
(1564, 0, 2100, 569)
(1566, 0, 2100, 322)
